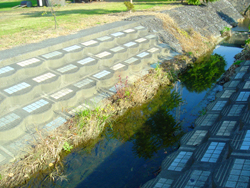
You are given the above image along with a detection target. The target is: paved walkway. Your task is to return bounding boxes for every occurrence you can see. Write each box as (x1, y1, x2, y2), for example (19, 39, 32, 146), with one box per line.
(142, 60, 250, 188)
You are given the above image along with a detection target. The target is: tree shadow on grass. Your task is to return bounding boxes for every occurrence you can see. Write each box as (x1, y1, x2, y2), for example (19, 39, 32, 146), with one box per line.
(0, 0, 37, 9)
(21, 8, 124, 17)
(134, 2, 180, 7)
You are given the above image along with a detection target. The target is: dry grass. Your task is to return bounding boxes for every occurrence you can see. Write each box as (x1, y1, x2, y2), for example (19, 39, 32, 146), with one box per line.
(153, 13, 216, 56)
(0, 63, 177, 187)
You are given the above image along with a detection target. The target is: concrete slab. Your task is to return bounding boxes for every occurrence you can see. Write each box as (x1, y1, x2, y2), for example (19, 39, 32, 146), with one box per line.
(173, 169, 212, 188)
(162, 150, 193, 172)
(195, 113, 220, 127)
(210, 120, 238, 137)
(194, 141, 228, 165)
(181, 130, 208, 147)
(214, 157, 250, 188)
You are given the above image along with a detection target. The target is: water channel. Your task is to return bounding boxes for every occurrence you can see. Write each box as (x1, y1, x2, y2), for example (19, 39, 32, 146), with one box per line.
(19, 19, 249, 188)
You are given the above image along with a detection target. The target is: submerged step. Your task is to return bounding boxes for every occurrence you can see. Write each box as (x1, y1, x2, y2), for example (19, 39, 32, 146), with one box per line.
(210, 119, 238, 137)
(214, 157, 250, 188)
(221, 104, 247, 117)
(172, 169, 212, 188)
(237, 79, 250, 90)
(193, 141, 228, 165)
(206, 99, 229, 113)
(216, 89, 236, 99)
(195, 113, 220, 127)
(231, 130, 250, 151)
(224, 80, 241, 90)
(180, 129, 209, 147)
(162, 150, 193, 173)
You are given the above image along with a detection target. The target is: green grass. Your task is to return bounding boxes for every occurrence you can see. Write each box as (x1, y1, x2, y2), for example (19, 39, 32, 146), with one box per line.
(0, 0, 180, 50)
(0, 0, 37, 11)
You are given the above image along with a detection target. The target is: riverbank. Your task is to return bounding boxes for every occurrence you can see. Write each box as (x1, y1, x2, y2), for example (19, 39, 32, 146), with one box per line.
(0, 0, 248, 187)
(142, 42, 250, 188)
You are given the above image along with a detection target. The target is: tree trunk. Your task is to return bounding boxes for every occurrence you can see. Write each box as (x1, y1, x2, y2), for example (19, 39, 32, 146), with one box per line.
(46, 0, 57, 29)
(130, 0, 132, 4)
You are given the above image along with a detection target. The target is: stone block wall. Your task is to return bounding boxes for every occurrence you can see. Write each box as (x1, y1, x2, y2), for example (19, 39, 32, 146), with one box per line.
(162, 0, 243, 38)
(227, 0, 250, 14)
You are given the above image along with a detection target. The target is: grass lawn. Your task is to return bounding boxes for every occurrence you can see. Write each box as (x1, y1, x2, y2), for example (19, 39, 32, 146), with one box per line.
(0, 0, 180, 50)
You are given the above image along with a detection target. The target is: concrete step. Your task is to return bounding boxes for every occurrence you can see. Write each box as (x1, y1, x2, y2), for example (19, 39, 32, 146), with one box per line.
(235, 65, 250, 74)
(237, 79, 250, 91)
(220, 103, 247, 117)
(223, 80, 241, 90)
(209, 119, 239, 137)
(193, 141, 229, 166)
(244, 60, 250, 66)
(229, 91, 250, 104)
(231, 129, 250, 151)
(161, 150, 193, 174)
(0, 45, 164, 115)
(141, 177, 174, 188)
(172, 168, 212, 188)
(206, 99, 229, 113)
(213, 157, 250, 188)
(216, 89, 236, 100)
(0, 33, 158, 89)
(0, 22, 148, 67)
(195, 113, 220, 128)
(180, 129, 209, 148)
(0, 45, 165, 141)
(0, 21, 175, 164)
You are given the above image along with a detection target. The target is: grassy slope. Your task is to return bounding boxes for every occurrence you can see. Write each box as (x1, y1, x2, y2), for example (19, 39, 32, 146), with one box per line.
(0, 0, 179, 50)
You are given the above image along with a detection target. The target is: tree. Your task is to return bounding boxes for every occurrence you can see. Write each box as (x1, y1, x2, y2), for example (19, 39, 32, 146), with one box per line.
(42, 0, 58, 29)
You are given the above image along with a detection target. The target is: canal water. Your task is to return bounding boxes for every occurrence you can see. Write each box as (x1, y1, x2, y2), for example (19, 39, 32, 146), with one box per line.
(19, 19, 249, 188)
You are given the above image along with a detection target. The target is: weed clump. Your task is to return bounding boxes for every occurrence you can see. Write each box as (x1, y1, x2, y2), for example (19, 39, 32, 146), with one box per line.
(124, 1, 134, 13)
(220, 26, 231, 37)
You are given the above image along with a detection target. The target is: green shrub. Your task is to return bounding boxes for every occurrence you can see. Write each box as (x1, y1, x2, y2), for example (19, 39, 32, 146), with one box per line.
(220, 26, 231, 35)
(246, 38, 250, 45)
(63, 141, 73, 152)
(187, 0, 219, 5)
(124, 1, 134, 12)
(233, 60, 243, 65)
(188, 0, 201, 5)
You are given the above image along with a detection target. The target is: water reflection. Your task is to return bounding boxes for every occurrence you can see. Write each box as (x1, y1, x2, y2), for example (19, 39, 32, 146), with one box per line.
(232, 18, 250, 32)
(179, 54, 226, 93)
(106, 88, 183, 159)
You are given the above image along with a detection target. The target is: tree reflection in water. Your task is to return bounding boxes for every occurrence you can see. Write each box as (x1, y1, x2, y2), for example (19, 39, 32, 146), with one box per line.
(106, 87, 184, 159)
(179, 53, 226, 93)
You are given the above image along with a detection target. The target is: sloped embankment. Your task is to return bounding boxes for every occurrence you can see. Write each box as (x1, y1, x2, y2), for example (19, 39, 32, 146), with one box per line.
(0, 0, 247, 187)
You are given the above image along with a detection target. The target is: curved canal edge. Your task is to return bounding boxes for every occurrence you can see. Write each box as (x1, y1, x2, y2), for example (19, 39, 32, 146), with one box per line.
(141, 46, 250, 188)
(0, 1, 249, 187)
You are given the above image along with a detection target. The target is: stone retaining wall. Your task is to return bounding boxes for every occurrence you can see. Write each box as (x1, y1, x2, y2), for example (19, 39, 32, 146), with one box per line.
(126, 0, 243, 53)
(227, 0, 250, 14)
